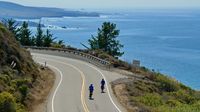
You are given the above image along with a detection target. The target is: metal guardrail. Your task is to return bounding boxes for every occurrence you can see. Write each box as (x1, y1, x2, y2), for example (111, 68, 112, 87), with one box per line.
(24, 46, 111, 66)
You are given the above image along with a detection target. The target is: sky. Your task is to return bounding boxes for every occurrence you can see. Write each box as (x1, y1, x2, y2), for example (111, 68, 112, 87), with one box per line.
(1, 0, 200, 9)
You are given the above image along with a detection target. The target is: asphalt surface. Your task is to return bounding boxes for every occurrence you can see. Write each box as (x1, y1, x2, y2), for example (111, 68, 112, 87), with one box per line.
(32, 53, 126, 112)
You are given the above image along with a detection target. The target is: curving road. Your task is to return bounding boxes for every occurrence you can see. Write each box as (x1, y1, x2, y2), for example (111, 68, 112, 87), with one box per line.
(32, 53, 126, 112)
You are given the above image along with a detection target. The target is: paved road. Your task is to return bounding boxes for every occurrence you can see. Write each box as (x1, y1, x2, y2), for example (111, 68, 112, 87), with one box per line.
(32, 53, 126, 112)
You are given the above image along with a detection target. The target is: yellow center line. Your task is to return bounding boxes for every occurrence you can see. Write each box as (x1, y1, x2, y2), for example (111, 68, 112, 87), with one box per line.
(36, 57, 90, 112)
(80, 71, 90, 112)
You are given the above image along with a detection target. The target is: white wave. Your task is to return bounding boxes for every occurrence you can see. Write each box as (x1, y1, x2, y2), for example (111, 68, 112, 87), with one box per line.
(63, 16, 100, 19)
(15, 18, 40, 22)
(99, 15, 109, 18)
(44, 25, 84, 31)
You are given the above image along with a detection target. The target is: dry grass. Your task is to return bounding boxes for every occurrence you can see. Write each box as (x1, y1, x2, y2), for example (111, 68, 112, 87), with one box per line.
(112, 78, 152, 112)
(113, 83, 137, 112)
(26, 67, 55, 112)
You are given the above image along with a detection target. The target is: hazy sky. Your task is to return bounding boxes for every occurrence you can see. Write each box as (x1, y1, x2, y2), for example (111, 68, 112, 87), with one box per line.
(2, 0, 200, 9)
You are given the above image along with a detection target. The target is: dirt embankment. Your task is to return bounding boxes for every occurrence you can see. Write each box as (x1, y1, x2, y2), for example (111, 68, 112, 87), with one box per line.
(112, 77, 147, 112)
(26, 67, 55, 112)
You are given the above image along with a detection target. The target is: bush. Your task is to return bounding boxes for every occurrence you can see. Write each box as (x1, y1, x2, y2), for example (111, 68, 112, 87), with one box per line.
(0, 92, 16, 112)
(19, 85, 28, 97)
(140, 66, 150, 72)
(0, 25, 7, 33)
(16, 103, 26, 112)
(14, 79, 31, 87)
(0, 74, 11, 83)
(170, 90, 197, 104)
(136, 93, 163, 107)
(166, 100, 182, 107)
(192, 101, 200, 110)
(155, 74, 179, 92)
(156, 104, 200, 112)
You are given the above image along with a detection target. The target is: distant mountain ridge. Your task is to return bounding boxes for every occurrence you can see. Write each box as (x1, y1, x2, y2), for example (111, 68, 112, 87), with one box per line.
(0, 1, 99, 19)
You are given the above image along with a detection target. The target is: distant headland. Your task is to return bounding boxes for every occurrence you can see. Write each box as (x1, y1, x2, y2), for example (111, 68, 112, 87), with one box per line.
(0, 1, 100, 19)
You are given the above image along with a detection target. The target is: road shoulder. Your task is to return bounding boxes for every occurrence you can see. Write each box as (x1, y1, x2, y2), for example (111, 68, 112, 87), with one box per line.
(26, 67, 55, 112)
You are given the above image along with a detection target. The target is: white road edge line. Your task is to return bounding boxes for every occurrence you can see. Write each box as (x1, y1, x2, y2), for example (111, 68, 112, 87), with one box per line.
(37, 62, 63, 112)
(84, 63, 122, 112)
(33, 53, 122, 112)
(37, 57, 89, 112)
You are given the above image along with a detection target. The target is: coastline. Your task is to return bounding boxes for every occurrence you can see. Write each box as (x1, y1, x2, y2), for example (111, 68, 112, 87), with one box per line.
(11, 10, 200, 90)
(26, 47, 200, 112)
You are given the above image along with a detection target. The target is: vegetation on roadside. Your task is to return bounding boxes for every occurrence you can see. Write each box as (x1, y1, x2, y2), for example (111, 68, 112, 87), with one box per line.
(0, 23, 55, 112)
(111, 65, 200, 112)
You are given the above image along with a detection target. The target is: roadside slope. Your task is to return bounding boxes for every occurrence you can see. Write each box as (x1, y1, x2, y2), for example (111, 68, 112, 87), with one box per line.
(111, 67, 200, 112)
(0, 23, 55, 112)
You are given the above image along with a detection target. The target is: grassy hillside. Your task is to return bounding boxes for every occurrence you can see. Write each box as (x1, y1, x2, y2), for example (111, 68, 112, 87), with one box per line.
(111, 64, 200, 112)
(0, 24, 54, 112)
(87, 50, 200, 112)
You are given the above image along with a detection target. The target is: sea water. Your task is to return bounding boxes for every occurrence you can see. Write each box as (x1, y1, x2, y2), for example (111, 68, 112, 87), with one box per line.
(27, 9, 200, 89)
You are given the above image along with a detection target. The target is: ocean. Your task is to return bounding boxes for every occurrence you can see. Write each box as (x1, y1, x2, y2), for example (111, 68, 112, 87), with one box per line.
(23, 9, 200, 90)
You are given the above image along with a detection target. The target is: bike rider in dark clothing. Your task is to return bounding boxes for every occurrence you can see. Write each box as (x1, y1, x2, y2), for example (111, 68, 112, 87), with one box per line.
(101, 79, 105, 93)
(89, 84, 94, 100)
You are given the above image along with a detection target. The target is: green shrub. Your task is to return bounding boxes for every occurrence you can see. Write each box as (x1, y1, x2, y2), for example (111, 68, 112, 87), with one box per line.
(170, 90, 196, 104)
(166, 100, 182, 107)
(14, 79, 31, 87)
(192, 101, 200, 110)
(155, 74, 179, 92)
(136, 93, 163, 107)
(156, 104, 200, 112)
(0, 74, 11, 83)
(0, 92, 16, 112)
(19, 85, 28, 97)
(179, 83, 192, 91)
(140, 66, 150, 72)
(0, 25, 7, 33)
(98, 52, 110, 60)
(16, 103, 26, 112)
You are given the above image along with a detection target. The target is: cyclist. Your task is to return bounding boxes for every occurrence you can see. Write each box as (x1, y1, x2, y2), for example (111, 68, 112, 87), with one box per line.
(101, 79, 105, 93)
(89, 84, 94, 100)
